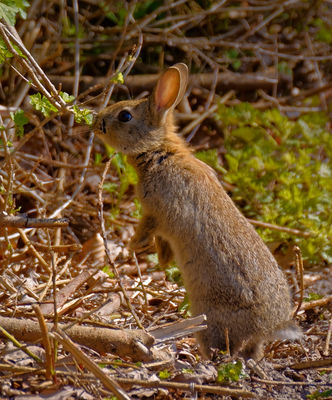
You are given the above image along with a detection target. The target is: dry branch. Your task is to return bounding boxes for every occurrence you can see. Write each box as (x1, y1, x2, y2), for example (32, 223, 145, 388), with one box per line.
(299, 295, 332, 311)
(0, 212, 69, 228)
(53, 329, 130, 400)
(49, 71, 279, 95)
(115, 377, 255, 398)
(0, 316, 155, 362)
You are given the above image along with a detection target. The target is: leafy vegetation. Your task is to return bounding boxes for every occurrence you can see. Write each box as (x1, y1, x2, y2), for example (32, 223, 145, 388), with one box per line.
(212, 103, 331, 265)
(29, 93, 58, 117)
(0, 0, 29, 25)
(10, 109, 28, 137)
(307, 389, 332, 400)
(217, 360, 245, 383)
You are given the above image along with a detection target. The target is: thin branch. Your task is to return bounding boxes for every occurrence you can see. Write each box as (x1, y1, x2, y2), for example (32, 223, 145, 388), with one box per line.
(52, 329, 130, 400)
(247, 218, 313, 238)
(97, 159, 144, 330)
(0, 212, 69, 228)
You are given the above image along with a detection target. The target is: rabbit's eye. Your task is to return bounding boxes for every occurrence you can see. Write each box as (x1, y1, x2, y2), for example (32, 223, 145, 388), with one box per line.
(118, 110, 132, 122)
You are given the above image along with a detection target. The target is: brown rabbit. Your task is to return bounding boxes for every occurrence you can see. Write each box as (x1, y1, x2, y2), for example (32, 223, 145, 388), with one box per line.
(94, 63, 300, 360)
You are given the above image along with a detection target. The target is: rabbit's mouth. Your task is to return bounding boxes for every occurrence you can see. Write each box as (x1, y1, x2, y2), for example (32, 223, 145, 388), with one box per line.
(92, 117, 107, 135)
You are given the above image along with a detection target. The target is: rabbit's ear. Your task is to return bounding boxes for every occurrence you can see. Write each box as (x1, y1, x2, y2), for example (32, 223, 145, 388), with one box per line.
(152, 63, 188, 115)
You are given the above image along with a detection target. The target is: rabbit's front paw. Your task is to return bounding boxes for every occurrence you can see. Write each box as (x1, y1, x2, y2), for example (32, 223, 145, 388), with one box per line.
(130, 215, 156, 252)
(129, 233, 152, 252)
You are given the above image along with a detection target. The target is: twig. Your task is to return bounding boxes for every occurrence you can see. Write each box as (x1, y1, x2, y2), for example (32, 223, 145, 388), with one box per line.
(252, 376, 327, 386)
(0, 212, 68, 228)
(324, 317, 332, 357)
(101, 32, 143, 109)
(68, 0, 81, 136)
(293, 246, 304, 317)
(97, 158, 144, 330)
(2, 23, 66, 108)
(52, 329, 130, 400)
(247, 218, 313, 238)
(33, 304, 54, 380)
(0, 315, 154, 361)
(114, 377, 255, 398)
(49, 132, 94, 218)
(184, 90, 234, 138)
(0, 24, 65, 111)
(50, 70, 279, 94)
(133, 252, 148, 307)
(17, 228, 51, 273)
(291, 358, 332, 370)
(299, 295, 332, 311)
(0, 363, 255, 397)
(0, 324, 42, 363)
(225, 327, 230, 356)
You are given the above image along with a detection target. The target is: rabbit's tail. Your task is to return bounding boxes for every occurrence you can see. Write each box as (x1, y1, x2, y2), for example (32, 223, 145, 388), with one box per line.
(273, 320, 302, 341)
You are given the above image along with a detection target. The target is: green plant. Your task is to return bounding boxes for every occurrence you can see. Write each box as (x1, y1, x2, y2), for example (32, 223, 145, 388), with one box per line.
(0, 0, 29, 25)
(104, 148, 137, 202)
(10, 109, 28, 136)
(214, 103, 332, 265)
(307, 389, 332, 399)
(158, 369, 171, 379)
(304, 293, 323, 302)
(29, 93, 58, 117)
(217, 360, 244, 383)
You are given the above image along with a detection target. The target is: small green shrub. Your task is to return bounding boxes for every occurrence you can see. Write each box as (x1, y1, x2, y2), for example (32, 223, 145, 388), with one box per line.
(214, 103, 331, 265)
(217, 360, 244, 383)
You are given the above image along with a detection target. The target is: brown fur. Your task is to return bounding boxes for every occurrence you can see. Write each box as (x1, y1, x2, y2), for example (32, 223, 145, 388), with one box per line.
(94, 64, 300, 359)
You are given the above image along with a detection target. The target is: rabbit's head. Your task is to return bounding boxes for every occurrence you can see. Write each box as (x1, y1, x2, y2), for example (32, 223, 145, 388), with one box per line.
(94, 63, 188, 155)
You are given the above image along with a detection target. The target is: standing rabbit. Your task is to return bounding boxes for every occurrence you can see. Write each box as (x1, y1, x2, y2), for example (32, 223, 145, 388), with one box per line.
(94, 63, 300, 360)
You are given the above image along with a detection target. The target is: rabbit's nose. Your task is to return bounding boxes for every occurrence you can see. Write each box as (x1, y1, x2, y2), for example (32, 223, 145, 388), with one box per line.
(94, 117, 107, 134)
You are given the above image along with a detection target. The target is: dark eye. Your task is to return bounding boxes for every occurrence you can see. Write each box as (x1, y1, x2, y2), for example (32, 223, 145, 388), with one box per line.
(118, 110, 132, 122)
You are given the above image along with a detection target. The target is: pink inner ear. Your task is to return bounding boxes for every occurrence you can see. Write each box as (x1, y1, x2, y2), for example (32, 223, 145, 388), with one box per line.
(155, 69, 180, 110)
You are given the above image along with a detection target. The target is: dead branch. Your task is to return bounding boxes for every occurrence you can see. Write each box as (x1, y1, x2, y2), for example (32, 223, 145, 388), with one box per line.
(293, 246, 304, 317)
(0, 315, 155, 362)
(49, 71, 279, 95)
(52, 329, 130, 400)
(0, 212, 69, 228)
(115, 377, 255, 398)
(247, 218, 313, 238)
(291, 358, 332, 370)
(299, 295, 332, 311)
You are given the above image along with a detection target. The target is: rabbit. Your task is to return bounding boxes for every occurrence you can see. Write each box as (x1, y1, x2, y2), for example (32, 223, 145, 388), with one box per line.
(94, 63, 300, 360)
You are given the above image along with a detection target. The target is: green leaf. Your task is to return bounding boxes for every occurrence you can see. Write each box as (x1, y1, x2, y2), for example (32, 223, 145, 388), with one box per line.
(110, 72, 124, 85)
(217, 361, 244, 383)
(0, 2, 18, 25)
(29, 93, 58, 117)
(307, 389, 332, 399)
(72, 105, 93, 125)
(10, 108, 28, 137)
(60, 91, 75, 103)
(232, 126, 264, 142)
(165, 263, 182, 284)
(0, 0, 29, 25)
(0, 37, 13, 63)
(158, 369, 171, 379)
(178, 294, 191, 316)
(304, 293, 323, 302)
(102, 265, 115, 279)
